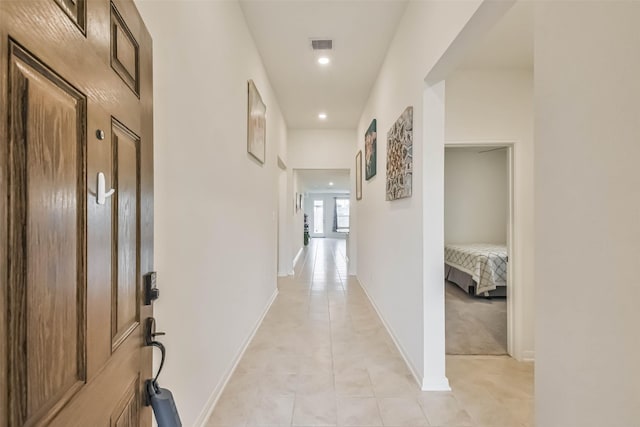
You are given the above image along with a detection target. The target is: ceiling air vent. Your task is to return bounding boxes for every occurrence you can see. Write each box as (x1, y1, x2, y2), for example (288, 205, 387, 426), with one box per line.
(311, 39, 333, 50)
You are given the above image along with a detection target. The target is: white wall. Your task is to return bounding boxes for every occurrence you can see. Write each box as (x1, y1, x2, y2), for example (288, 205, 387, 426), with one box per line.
(135, 2, 287, 425)
(289, 169, 304, 268)
(534, 2, 640, 426)
(277, 165, 289, 276)
(288, 129, 357, 170)
(444, 68, 534, 359)
(305, 193, 350, 239)
(287, 129, 357, 274)
(444, 148, 507, 244)
(356, 0, 483, 389)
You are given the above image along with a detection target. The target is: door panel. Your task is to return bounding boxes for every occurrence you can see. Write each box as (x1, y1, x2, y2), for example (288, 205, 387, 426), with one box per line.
(111, 376, 140, 427)
(7, 41, 87, 427)
(0, 0, 154, 425)
(112, 120, 140, 351)
(53, 0, 87, 34)
(47, 333, 142, 427)
(110, 4, 139, 96)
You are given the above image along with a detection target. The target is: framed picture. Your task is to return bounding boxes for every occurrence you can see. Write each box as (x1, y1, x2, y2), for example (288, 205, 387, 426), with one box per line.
(386, 106, 413, 201)
(365, 119, 377, 180)
(356, 150, 363, 200)
(247, 79, 266, 164)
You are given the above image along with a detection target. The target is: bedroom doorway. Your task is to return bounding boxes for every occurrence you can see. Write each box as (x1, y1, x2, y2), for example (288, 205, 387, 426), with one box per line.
(444, 144, 514, 356)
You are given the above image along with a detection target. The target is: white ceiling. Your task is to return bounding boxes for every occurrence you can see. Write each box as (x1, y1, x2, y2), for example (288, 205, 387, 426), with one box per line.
(296, 169, 350, 194)
(240, 1, 408, 129)
(460, 1, 533, 69)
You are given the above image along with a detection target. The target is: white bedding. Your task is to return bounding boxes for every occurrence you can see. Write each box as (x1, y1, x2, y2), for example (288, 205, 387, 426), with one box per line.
(445, 244, 508, 295)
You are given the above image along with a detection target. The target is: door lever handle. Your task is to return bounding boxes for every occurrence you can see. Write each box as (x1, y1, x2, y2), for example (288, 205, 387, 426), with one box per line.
(97, 172, 115, 205)
(145, 317, 166, 346)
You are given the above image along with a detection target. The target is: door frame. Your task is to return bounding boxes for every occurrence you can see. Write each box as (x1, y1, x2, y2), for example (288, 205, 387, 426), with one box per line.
(444, 140, 517, 357)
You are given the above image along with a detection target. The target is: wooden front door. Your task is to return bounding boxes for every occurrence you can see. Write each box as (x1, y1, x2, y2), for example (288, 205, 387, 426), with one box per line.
(0, 1, 154, 425)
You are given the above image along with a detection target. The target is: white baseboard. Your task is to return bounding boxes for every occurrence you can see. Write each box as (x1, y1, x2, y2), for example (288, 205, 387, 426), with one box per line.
(422, 375, 451, 391)
(193, 288, 279, 427)
(522, 350, 535, 362)
(357, 277, 449, 392)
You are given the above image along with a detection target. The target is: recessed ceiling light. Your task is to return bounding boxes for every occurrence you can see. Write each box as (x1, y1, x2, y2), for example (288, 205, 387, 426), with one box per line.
(318, 113, 327, 120)
(329, 182, 334, 186)
(318, 56, 330, 65)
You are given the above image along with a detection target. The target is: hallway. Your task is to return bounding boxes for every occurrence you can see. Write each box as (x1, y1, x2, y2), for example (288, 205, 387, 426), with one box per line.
(207, 239, 533, 427)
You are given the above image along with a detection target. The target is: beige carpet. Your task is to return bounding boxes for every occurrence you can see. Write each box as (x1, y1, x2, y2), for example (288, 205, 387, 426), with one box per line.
(445, 281, 507, 355)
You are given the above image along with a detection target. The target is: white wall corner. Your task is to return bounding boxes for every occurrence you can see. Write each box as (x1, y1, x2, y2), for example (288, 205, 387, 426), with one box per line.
(421, 80, 449, 397)
(421, 375, 451, 392)
(425, 0, 516, 84)
(193, 289, 279, 427)
(277, 155, 287, 170)
(357, 277, 424, 390)
(521, 350, 535, 362)
(291, 247, 303, 274)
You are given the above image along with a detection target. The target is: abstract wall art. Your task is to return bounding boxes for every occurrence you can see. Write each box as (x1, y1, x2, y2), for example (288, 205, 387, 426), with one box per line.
(247, 79, 266, 164)
(365, 119, 377, 180)
(386, 106, 413, 201)
(356, 150, 363, 200)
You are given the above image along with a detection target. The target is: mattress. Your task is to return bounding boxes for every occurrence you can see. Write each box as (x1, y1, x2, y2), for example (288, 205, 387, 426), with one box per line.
(445, 244, 507, 295)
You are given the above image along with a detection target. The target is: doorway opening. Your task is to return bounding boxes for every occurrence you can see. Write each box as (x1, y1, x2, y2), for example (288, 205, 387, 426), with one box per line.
(422, 1, 533, 370)
(444, 144, 513, 355)
(313, 200, 325, 234)
(335, 199, 350, 233)
(295, 169, 351, 242)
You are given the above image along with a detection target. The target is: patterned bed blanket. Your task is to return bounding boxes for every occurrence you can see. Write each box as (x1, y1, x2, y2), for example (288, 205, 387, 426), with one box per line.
(445, 244, 508, 295)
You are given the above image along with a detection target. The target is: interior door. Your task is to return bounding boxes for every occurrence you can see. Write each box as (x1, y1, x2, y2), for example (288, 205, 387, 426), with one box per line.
(0, 0, 154, 425)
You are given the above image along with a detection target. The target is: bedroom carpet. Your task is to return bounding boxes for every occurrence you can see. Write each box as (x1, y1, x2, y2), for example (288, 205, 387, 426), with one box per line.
(445, 280, 508, 355)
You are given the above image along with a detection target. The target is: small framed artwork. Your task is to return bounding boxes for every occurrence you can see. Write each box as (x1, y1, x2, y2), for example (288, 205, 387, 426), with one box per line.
(365, 119, 377, 180)
(247, 79, 266, 164)
(356, 150, 363, 200)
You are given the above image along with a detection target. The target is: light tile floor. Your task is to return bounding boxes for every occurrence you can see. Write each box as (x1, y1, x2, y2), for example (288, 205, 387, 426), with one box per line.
(206, 238, 533, 427)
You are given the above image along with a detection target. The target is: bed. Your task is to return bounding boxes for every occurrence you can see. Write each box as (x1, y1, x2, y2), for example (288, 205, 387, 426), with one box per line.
(445, 244, 508, 297)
